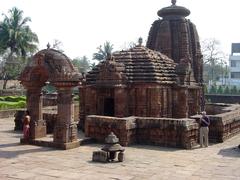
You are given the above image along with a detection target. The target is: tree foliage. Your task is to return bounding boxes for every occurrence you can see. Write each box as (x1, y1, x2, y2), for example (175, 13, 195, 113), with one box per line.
(0, 7, 38, 89)
(51, 39, 64, 52)
(93, 41, 114, 61)
(231, 86, 238, 94)
(224, 86, 230, 94)
(217, 85, 223, 94)
(72, 56, 91, 74)
(120, 41, 136, 50)
(209, 85, 217, 94)
(201, 38, 228, 84)
(0, 7, 38, 56)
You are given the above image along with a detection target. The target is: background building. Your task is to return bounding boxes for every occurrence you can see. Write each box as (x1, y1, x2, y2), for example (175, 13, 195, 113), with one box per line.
(229, 43, 240, 86)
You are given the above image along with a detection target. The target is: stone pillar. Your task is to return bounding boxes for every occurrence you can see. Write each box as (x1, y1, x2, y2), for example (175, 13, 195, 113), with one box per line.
(172, 86, 188, 118)
(115, 87, 127, 117)
(26, 88, 46, 139)
(79, 85, 86, 130)
(54, 88, 77, 144)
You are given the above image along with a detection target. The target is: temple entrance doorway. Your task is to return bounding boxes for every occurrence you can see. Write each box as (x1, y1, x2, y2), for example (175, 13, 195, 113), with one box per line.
(104, 98, 114, 116)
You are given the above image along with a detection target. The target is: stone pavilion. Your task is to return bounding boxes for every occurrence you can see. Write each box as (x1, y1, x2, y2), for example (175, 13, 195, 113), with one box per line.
(20, 47, 81, 149)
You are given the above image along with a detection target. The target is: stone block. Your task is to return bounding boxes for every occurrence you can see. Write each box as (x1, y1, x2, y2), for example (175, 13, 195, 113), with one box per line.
(92, 151, 108, 162)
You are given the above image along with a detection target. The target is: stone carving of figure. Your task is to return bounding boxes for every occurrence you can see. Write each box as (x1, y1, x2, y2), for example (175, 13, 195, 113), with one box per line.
(176, 57, 192, 85)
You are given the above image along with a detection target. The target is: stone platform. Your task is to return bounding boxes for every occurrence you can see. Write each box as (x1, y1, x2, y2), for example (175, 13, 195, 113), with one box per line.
(20, 129, 93, 150)
(1, 117, 240, 179)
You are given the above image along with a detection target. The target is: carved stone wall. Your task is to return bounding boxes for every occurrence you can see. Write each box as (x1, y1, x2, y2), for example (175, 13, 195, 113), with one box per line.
(80, 85, 177, 128)
(54, 88, 77, 143)
(87, 103, 240, 148)
(85, 115, 198, 149)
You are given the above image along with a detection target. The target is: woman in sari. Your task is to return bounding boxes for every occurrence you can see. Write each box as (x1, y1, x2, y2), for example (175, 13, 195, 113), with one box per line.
(23, 110, 31, 139)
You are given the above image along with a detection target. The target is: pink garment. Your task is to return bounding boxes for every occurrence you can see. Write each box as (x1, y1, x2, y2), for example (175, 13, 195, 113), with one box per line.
(23, 115, 30, 139)
(23, 124, 30, 139)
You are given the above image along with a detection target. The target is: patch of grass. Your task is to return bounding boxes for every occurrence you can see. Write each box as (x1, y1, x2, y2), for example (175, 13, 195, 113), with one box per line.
(3, 96, 26, 102)
(0, 100, 26, 110)
(0, 96, 26, 110)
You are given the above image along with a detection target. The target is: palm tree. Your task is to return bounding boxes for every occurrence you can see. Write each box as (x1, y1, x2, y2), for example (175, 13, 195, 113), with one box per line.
(93, 41, 114, 61)
(0, 7, 39, 89)
(0, 7, 38, 56)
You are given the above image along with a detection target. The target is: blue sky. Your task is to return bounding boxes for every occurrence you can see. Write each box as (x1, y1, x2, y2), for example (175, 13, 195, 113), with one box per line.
(0, 0, 239, 61)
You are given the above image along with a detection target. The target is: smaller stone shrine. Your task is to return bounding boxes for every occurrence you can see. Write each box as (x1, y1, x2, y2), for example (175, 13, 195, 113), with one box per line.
(92, 132, 125, 162)
(20, 47, 81, 149)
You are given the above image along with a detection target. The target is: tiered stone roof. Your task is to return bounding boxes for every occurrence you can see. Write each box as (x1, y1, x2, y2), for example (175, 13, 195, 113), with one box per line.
(86, 45, 177, 85)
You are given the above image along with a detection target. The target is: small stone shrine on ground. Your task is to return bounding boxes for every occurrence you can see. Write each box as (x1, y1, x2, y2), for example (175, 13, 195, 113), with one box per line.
(92, 132, 125, 163)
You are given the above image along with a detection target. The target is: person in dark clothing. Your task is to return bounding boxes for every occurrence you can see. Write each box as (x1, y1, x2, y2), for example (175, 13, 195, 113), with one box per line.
(200, 111, 210, 147)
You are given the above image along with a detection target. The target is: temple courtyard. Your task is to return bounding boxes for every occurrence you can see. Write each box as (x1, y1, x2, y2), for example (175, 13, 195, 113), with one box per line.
(1, 117, 240, 180)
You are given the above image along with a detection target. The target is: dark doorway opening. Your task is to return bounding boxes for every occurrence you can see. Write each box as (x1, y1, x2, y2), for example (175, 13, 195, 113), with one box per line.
(104, 98, 114, 116)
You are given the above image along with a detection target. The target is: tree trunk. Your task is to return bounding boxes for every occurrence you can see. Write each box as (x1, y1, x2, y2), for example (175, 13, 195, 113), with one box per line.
(2, 51, 13, 89)
(3, 79, 8, 89)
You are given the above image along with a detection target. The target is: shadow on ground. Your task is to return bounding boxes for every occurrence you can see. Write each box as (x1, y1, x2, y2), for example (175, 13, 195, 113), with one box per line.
(1, 129, 23, 138)
(1, 129, 22, 134)
(84, 143, 181, 153)
(0, 142, 20, 148)
(0, 142, 57, 159)
(128, 144, 180, 152)
(218, 146, 240, 158)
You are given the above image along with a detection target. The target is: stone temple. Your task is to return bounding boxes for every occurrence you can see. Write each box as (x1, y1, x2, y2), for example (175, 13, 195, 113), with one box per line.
(19, 1, 240, 149)
(79, 1, 204, 148)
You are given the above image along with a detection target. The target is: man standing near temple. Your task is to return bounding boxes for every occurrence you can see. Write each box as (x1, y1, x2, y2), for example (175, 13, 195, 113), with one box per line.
(200, 111, 210, 147)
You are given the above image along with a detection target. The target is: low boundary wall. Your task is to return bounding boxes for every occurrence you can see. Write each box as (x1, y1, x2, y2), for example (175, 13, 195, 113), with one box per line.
(85, 116, 199, 149)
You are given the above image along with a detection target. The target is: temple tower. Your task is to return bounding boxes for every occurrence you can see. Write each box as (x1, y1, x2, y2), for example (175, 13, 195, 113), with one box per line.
(146, 0, 203, 84)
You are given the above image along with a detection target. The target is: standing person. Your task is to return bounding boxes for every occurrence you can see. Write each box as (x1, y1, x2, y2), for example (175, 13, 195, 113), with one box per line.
(200, 111, 210, 147)
(22, 110, 31, 140)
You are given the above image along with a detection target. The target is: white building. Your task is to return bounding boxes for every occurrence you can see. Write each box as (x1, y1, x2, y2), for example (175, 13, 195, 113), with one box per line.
(228, 43, 240, 86)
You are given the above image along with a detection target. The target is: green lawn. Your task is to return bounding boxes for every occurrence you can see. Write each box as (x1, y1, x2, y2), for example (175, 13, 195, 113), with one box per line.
(0, 96, 26, 110)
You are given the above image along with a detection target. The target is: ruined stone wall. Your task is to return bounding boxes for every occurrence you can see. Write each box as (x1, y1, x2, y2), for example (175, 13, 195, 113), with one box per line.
(0, 89, 26, 96)
(206, 103, 230, 115)
(191, 103, 240, 142)
(205, 94, 240, 104)
(0, 109, 19, 119)
(85, 115, 199, 149)
(85, 116, 137, 146)
(136, 118, 198, 149)
(208, 110, 240, 142)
